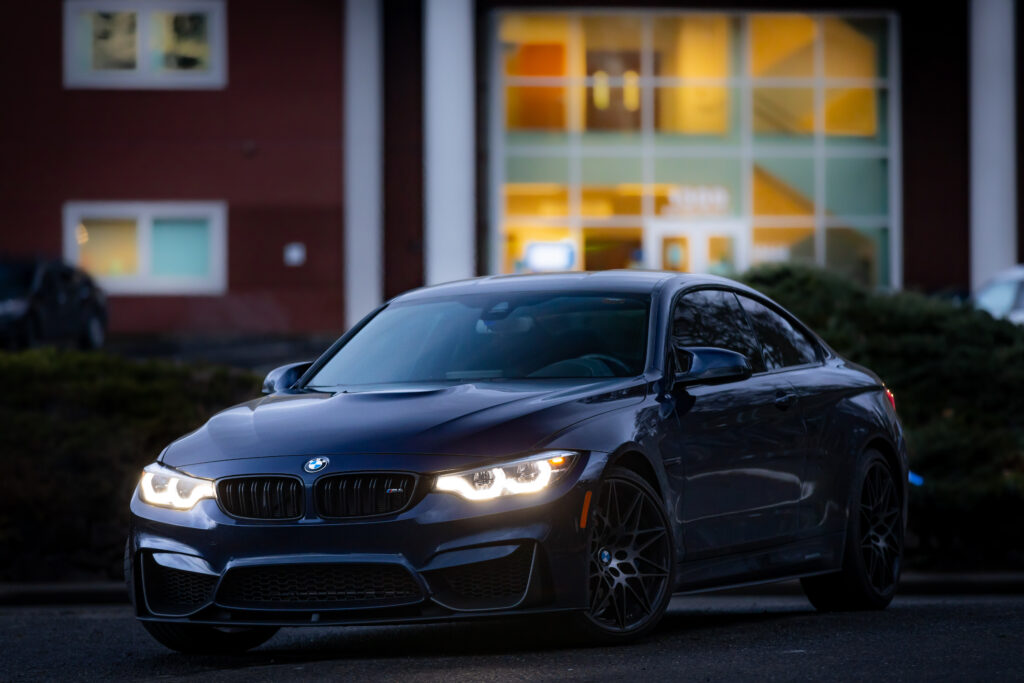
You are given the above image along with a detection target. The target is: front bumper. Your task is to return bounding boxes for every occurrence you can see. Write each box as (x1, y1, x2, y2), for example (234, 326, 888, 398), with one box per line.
(127, 452, 606, 627)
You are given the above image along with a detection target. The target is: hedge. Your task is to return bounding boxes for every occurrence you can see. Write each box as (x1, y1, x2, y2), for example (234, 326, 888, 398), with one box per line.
(0, 350, 259, 581)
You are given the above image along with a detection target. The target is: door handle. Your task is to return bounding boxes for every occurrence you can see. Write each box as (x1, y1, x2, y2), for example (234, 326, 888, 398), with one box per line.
(773, 391, 796, 410)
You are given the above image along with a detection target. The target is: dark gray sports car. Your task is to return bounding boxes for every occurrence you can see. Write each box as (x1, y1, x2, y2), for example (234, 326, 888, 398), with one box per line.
(127, 271, 906, 653)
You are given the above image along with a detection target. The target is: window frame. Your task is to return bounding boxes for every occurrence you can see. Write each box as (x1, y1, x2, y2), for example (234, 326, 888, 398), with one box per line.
(63, 0, 228, 90)
(62, 200, 227, 296)
(669, 286, 766, 374)
(667, 284, 825, 377)
(489, 9, 902, 288)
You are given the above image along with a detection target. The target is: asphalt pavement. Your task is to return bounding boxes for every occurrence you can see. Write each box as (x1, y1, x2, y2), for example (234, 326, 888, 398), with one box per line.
(2, 594, 1022, 681)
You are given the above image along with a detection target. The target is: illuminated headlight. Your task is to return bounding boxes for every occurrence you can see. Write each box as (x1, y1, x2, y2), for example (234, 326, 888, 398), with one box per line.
(435, 451, 578, 501)
(139, 463, 216, 510)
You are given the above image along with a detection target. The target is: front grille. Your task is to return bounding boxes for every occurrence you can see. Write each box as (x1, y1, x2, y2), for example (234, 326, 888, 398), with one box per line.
(216, 564, 422, 609)
(143, 555, 217, 616)
(314, 473, 416, 518)
(217, 476, 304, 519)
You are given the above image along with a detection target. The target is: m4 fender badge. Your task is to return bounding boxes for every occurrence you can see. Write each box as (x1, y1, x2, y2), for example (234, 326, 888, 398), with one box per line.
(304, 457, 329, 473)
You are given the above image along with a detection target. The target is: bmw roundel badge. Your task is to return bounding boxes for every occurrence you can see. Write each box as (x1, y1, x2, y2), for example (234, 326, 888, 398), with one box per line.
(304, 457, 329, 473)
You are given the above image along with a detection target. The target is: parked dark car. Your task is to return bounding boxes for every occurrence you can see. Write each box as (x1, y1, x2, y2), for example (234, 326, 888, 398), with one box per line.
(0, 258, 107, 349)
(127, 271, 907, 654)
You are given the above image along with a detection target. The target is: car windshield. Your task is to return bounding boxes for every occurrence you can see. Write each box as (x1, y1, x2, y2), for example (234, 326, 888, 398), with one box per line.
(306, 291, 650, 388)
(0, 263, 35, 299)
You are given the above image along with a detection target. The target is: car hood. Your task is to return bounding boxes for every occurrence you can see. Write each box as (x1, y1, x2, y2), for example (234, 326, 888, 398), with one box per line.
(160, 378, 646, 467)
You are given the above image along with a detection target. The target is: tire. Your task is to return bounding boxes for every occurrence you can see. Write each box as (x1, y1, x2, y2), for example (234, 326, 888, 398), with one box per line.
(141, 621, 279, 655)
(570, 466, 675, 642)
(801, 449, 903, 611)
(79, 311, 105, 350)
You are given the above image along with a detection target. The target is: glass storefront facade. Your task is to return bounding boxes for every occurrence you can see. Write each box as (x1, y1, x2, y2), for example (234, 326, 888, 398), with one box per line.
(491, 11, 898, 287)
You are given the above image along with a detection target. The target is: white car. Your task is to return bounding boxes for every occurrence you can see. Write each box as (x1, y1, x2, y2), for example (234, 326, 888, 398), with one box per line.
(974, 266, 1024, 324)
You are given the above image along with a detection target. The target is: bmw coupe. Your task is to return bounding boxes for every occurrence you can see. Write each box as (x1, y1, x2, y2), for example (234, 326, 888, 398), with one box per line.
(127, 271, 907, 653)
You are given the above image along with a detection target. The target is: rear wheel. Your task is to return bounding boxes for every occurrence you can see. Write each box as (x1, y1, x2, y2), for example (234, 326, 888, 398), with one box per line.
(573, 467, 674, 641)
(141, 621, 279, 655)
(801, 449, 902, 611)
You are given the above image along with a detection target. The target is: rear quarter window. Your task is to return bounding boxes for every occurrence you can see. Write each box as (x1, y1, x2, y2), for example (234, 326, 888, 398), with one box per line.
(736, 295, 819, 370)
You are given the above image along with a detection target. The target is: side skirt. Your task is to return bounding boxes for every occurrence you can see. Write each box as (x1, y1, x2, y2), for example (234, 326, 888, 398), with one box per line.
(672, 532, 845, 595)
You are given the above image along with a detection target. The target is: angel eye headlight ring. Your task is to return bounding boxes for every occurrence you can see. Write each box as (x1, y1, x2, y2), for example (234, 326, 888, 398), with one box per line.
(139, 463, 216, 510)
(434, 451, 578, 501)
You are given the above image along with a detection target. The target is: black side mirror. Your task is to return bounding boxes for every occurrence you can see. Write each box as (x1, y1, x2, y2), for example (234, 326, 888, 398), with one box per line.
(673, 347, 752, 388)
(262, 361, 313, 394)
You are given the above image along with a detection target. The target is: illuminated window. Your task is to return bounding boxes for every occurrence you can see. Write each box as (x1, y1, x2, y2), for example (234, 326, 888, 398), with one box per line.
(63, 0, 226, 89)
(493, 11, 897, 288)
(64, 202, 226, 294)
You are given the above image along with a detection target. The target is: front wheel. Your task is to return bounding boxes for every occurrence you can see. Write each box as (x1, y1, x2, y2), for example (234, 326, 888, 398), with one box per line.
(141, 621, 279, 654)
(572, 466, 674, 641)
(801, 449, 903, 611)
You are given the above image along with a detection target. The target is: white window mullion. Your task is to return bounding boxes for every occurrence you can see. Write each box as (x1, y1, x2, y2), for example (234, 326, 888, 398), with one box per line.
(641, 15, 655, 223)
(137, 208, 153, 280)
(888, 12, 903, 289)
(739, 14, 753, 269)
(813, 16, 827, 268)
(567, 13, 583, 268)
(490, 11, 505, 276)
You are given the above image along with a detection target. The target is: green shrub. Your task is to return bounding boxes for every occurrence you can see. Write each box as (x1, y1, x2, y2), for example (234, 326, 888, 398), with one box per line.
(0, 350, 259, 581)
(743, 264, 1024, 569)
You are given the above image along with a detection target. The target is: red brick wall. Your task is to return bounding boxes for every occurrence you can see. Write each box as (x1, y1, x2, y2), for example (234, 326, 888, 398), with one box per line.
(0, 0, 345, 334)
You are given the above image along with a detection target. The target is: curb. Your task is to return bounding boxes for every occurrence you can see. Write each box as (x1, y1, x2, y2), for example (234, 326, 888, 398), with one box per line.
(3, 573, 1024, 606)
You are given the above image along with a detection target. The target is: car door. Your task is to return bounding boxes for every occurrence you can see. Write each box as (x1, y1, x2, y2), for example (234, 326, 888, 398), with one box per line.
(735, 294, 826, 536)
(671, 288, 807, 557)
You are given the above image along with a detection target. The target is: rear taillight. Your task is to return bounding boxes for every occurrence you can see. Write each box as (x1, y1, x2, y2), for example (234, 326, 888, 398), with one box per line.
(885, 388, 896, 411)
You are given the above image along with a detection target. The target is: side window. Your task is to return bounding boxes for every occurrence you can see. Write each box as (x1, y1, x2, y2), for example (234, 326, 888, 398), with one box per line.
(737, 295, 819, 370)
(672, 289, 765, 373)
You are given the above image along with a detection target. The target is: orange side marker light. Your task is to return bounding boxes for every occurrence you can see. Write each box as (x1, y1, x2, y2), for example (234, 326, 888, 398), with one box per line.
(579, 490, 593, 529)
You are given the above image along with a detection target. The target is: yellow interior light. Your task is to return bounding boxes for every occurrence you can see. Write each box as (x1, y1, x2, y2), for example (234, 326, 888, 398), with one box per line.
(593, 70, 610, 110)
(623, 70, 640, 112)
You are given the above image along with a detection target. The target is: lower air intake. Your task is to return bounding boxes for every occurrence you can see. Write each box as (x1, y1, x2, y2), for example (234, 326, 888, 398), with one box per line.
(142, 555, 217, 616)
(429, 544, 535, 610)
(216, 563, 423, 609)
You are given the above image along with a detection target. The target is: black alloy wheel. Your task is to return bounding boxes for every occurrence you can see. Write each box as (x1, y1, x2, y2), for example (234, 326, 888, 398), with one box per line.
(801, 449, 903, 611)
(860, 459, 902, 594)
(580, 467, 673, 639)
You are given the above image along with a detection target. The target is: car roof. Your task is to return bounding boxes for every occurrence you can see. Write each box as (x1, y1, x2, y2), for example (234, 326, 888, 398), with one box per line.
(391, 270, 760, 302)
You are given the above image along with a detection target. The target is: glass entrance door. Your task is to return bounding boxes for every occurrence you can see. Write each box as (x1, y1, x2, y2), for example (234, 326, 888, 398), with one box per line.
(643, 219, 750, 275)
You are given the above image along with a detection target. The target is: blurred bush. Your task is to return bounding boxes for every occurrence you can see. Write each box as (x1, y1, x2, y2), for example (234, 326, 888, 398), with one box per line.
(744, 264, 1024, 569)
(0, 350, 259, 581)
